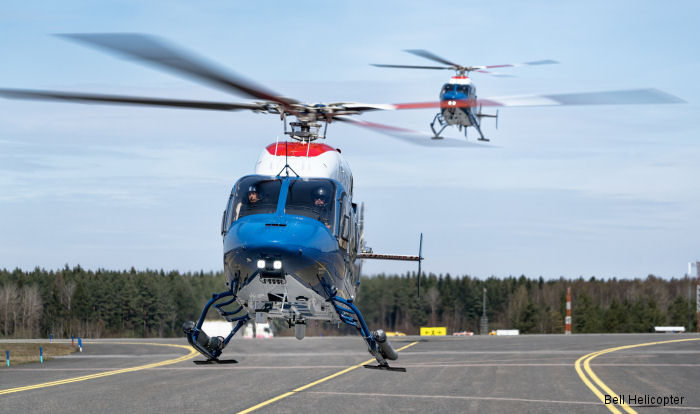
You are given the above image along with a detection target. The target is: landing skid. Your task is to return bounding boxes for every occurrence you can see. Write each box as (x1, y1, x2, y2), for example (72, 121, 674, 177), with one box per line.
(430, 111, 489, 142)
(183, 280, 251, 361)
(193, 359, 239, 365)
(430, 112, 448, 139)
(329, 295, 405, 372)
(363, 364, 406, 372)
(467, 111, 489, 142)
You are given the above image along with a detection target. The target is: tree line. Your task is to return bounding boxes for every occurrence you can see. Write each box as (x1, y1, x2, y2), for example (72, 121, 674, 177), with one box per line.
(0, 266, 697, 338)
(355, 273, 697, 334)
(0, 266, 223, 338)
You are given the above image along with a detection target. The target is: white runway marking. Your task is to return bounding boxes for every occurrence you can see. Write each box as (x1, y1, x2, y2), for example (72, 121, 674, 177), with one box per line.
(54, 354, 183, 358)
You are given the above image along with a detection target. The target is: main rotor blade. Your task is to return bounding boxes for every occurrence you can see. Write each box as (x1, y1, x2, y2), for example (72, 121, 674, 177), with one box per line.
(404, 49, 460, 67)
(482, 59, 559, 69)
(334, 115, 486, 147)
(387, 89, 685, 110)
(475, 70, 515, 78)
(471, 60, 558, 77)
(371, 64, 454, 70)
(0, 88, 265, 111)
(476, 88, 685, 107)
(334, 102, 398, 112)
(57, 33, 296, 106)
(390, 101, 469, 110)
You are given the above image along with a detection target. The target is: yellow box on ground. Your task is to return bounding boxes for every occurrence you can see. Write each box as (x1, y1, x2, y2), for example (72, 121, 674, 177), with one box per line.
(420, 327, 447, 336)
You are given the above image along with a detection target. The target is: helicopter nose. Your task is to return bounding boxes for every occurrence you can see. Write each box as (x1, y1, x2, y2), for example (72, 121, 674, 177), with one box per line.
(225, 215, 339, 285)
(441, 91, 462, 101)
(226, 215, 337, 258)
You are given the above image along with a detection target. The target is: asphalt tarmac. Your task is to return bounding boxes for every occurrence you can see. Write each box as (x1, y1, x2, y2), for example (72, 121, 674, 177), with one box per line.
(1, 333, 699, 413)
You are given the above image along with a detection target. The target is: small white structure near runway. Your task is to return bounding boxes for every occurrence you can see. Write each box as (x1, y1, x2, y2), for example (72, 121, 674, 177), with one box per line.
(201, 321, 274, 339)
(654, 326, 685, 333)
(201, 321, 235, 338)
(492, 329, 520, 336)
(242, 322, 274, 338)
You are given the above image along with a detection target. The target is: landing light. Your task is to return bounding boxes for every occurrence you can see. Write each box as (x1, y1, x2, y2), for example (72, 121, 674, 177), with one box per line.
(257, 260, 266, 269)
(273, 260, 282, 270)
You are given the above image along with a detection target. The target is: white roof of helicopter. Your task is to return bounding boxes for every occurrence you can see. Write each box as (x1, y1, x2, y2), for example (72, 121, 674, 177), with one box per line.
(448, 75, 472, 85)
(255, 141, 353, 194)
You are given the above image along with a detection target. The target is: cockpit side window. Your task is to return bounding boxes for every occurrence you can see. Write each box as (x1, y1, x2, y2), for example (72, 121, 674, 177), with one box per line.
(230, 177, 281, 223)
(285, 179, 336, 231)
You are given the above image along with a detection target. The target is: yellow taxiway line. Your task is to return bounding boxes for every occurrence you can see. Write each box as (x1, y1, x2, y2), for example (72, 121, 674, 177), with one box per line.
(0, 342, 197, 395)
(575, 338, 700, 414)
(238, 341, 419, 414)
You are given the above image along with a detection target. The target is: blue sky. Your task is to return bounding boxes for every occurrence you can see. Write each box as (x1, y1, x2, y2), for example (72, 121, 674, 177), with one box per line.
(1, 1, 698, 279)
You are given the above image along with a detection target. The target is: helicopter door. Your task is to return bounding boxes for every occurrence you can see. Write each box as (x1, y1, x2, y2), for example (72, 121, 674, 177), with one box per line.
(221, 194, 235, 235)
(221, 209, 227, 235)
(351, 203, 360, 256)
(338, 192, 350, 250)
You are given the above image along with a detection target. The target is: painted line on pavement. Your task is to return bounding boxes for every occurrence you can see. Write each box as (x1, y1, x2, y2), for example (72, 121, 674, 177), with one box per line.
(0, 342, 197, 395)
(237, 341, 418, 414)
(306, 390, 602, 406)
(575, 338, 700, 414)
(13, 361, 700, 373)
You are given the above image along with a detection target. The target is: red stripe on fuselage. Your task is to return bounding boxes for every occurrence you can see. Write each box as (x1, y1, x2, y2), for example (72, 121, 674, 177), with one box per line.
(440, 100, 474, 108)
(265, 142, 337, 157)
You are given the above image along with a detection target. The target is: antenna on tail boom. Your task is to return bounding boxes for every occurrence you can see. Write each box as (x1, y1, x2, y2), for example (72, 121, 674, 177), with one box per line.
(417, 233, 423, 299)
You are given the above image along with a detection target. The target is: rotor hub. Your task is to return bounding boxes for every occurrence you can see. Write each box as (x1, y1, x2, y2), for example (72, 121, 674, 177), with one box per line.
(285, 121, 325, 142)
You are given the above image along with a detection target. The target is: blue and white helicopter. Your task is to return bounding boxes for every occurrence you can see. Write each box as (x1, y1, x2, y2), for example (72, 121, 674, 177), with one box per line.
(0, 34, 479, 371)
(373, 49, 684, 141)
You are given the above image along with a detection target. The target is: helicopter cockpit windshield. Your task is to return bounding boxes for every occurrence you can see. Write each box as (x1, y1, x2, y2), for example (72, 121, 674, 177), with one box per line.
(230, 176, 281, 222)
(441, 83, 472, 97)
(285, 179, 337, 231)
(456, 84, 470, 97)
(441, 84, 454, 95)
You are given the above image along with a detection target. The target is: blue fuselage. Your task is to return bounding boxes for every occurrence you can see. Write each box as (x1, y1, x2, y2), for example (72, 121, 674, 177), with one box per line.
(221, 175, 358, 304)
(440, 82, 476, 125)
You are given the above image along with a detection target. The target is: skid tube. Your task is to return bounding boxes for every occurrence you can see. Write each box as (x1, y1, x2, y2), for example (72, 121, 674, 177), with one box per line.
(430, 112, 449, 139)
(183, 282, 250, 361)
(329, 295, 404, 372)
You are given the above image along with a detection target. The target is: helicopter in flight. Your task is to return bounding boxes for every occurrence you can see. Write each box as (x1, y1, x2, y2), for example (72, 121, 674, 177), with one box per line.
(0, 34, 464, 371)
(373, 49, 684, 141)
